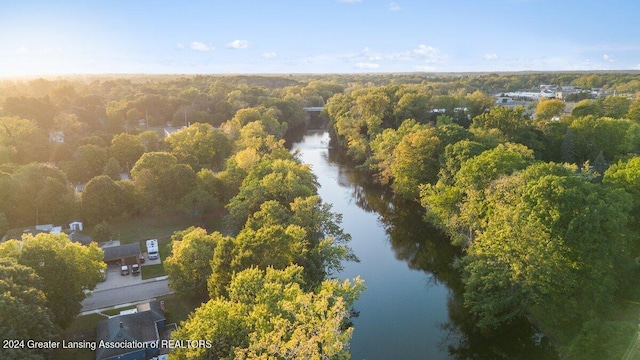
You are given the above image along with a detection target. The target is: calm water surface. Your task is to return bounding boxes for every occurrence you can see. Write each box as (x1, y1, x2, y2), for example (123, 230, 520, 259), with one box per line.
(291, 130, 558, 360)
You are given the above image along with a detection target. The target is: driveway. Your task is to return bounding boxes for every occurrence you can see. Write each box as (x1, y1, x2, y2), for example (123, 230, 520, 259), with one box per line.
(81, 254, 172, 312)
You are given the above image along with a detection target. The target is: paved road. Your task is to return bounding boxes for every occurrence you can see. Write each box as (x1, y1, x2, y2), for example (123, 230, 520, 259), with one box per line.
(81, 278, 172, 312)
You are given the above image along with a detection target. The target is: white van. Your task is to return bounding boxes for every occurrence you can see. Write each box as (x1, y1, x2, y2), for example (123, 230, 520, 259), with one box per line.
(146, 239, 159, 260)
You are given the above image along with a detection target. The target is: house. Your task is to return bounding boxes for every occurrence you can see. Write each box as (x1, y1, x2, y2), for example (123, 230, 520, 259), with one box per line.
(96, 301, 170, 360)
(102, 242, 142, 266)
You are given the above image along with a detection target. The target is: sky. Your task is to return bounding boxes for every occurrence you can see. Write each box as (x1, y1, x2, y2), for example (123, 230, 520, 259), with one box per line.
(1, 0, 639, 76)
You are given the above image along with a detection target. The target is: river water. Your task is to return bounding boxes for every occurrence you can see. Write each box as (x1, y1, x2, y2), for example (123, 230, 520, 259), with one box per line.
(291, 130, 558, 360)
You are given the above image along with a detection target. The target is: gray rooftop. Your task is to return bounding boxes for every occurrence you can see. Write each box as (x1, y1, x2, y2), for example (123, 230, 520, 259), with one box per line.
(102, 242, 141, 262)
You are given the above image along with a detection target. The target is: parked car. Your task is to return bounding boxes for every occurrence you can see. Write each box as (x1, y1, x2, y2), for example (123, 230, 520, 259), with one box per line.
(139, 253, 145, 263)
(132, 263, 140, 276)
(120, 265, 129, 276)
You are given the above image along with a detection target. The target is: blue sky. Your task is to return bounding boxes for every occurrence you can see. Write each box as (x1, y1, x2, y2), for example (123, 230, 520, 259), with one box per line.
(1, 0, 639, 76)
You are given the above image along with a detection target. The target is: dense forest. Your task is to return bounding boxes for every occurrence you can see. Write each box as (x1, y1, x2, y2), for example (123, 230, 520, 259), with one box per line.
(1, 72, 640, 359)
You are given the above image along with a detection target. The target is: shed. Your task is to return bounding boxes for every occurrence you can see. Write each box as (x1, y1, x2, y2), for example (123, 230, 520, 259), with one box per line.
(69, 221, 84, 231)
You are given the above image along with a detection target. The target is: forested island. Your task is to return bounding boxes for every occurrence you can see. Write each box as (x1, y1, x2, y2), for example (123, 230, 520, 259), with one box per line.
(1, 72, 640, 359)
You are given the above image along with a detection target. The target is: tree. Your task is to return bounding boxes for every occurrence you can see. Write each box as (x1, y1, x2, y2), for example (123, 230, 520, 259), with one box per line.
(421, 143, 534, 246)
(369, 119, 424, 185)
(391, 127, 441, 198)
(165, 227, 229, 302)
(13, 163, 75, 226)
(0, 258, 57, 360)
(471, 106, 541, 152)
(82, 175, 125, 224)
(109, 133, 145, 172)
(172, 265, 364, 360)
(460, 163, 634, 338)
(465, 90, 495, 120)
(0, 116, 48, 164)
(0, 233, 105, 328)
(102, 157, 122, 180)
(92, 221, 112, 243)
(535, 98, 566, 120)
(131, 152, 196, 207)
(165, 122, 231, 170)
(571, 99, 604, 118)
(69, 144, 108, 182)
(603, 96, 630, 119)
(226, 158, 318, 231)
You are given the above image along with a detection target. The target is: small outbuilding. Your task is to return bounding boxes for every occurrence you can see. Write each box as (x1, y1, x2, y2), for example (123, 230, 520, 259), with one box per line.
(69, 221, 84, 232)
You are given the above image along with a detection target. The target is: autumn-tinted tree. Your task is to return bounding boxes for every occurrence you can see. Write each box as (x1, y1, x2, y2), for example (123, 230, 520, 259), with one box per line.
(172, 265, 364, 360)
(391, 127, 441, 198)
(165, 122, 231, 170)
(535, 98, 566, 120)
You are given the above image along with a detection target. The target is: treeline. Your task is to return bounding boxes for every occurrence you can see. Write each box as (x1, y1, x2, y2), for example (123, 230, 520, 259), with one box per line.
(0, 76, 347, 236)
(327, 82, 640, 357)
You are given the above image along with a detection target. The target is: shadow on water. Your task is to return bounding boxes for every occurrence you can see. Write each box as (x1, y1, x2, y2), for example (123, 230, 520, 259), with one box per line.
(323, 140, 559, 360)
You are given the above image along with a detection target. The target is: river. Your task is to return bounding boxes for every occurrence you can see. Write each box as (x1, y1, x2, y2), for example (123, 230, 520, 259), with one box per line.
(291, 130, 558, 360)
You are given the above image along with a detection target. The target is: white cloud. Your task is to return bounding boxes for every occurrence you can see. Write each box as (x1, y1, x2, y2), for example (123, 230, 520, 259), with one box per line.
(603, 54, 614, 62)
(226, 40, 250, 49)
(15, 46, 29, 55)
(356, 62, 379, 69)
(261, 52, 277, 59)
(389, 2, 401, 11)
(190, 42, 212, 52)
(483, 53, 499, 61)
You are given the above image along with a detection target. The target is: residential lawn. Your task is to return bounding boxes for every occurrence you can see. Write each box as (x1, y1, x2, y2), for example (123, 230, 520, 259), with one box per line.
(142, 263, 166, 279)
(157, 293, 202, 326)
(108, 212, 197, 244)
(65, 313, 106, 333)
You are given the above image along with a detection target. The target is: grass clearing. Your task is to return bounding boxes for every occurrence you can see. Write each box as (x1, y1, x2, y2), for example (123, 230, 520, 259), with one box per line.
(157, 293, 202, 326)
(108, 212, 196, 244)
(142, 263, 166, 279)
(65, 313, 106, 333)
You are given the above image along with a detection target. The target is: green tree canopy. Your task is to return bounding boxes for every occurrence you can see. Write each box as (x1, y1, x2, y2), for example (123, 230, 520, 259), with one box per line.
(0, 233, 105, 328)
(0, 258, 56, 360)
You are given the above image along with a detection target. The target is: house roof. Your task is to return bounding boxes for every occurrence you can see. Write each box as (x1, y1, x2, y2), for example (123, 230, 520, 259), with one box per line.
(102, 242, 141, 262)
(68, 231, 92, 246)
(95, 301, 165, 360)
